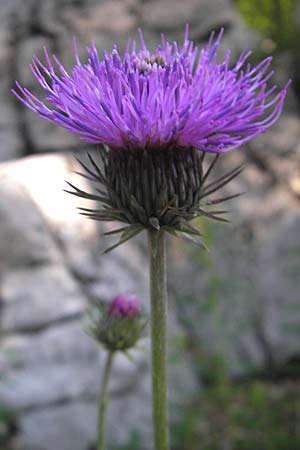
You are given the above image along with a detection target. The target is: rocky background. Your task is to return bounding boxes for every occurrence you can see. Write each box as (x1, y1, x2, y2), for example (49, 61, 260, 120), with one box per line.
(0, 1, 299, 450)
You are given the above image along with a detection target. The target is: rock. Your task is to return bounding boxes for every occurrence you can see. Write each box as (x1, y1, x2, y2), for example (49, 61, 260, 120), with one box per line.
(0, 35, 23, 161)
(140, 0, 234, 32)
(247, 114, 300, 185)
(64, 0, 137, 35)
(22, 403, 97, 450)
(0, 153, 197, 450)
(0, 179, 59, 271)
(24, 111, 80, 153)
(0, 322, 100, 409)
(0, 128, 23, 162)
(219, 18, 261, 59)
(170, 168, 300, 378)
(1, 266, 86, 333)
(259, 212, 300, 363)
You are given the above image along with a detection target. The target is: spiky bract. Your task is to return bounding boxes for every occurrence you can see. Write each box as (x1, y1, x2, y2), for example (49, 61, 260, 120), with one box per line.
(65, 146, 242, 251)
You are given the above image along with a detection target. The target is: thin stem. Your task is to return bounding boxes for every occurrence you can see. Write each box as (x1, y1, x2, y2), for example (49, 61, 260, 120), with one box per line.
(97, 351, 114, 450)
(148, 230, 170, 450)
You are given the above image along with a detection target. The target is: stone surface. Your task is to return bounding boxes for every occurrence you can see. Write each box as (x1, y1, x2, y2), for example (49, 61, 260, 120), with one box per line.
(1, 267, 86, 333)
(21, 403, 97, 450)
(0, 179, 59, 271)
(0, 153, 197, 450)
(170, 155, 300, 377)
(140, 0, 234, 32)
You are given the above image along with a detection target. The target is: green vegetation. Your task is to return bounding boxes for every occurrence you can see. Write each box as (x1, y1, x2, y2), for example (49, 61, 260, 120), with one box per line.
(0, 405, 18, 450)
(235, 0, 300, 104)
(168, 215, 300, 450)
(112, 431, 142, 450)
(235, 0, 300, 52)
(172, 376, 300, 450)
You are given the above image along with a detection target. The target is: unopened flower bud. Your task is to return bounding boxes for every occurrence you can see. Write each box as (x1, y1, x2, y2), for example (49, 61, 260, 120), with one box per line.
(88, 294, 147, 352)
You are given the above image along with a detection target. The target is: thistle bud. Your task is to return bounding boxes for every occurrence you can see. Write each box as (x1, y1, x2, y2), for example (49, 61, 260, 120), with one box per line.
(88, 294, 147, 352)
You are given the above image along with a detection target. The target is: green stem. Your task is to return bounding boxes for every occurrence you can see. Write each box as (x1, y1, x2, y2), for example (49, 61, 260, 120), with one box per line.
(148, 230, 170, 450)
(97, 351, 114, 450)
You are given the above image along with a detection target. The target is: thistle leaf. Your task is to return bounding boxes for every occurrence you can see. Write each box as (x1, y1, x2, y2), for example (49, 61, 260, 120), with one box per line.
(200, 166, 243, 198)
(103, 226, 129, 236)
(130, 195, 148, 224)
(205, 192, 243, 205)
(180, 232, 209, 251)
(162, 225, 179, 238)
(198, 208, 230, 222)
(177, 219, 202, 236)
(202, 154, 220, 185)
(103, 223, 144, 254)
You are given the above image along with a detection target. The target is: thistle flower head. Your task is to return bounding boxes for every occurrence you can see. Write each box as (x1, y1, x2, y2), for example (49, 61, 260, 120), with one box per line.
(13, 27, 289, 154)
(13, 28, 290, 250)
(88, 294, 147, 352)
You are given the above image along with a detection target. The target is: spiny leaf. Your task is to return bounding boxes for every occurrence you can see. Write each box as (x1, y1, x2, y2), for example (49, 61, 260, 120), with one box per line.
(103, 226, 129, 236)
(202, 154, 220, 185)
(97, 145, 108, 166)
(87, 153, 104, 177)
(180, 232, 209, 251)
(162, 225, 179, 238)
(200, 166, 243, 198)
(78, 206, 124, 214)
(130, 195, 148, 224)
(74, 170, 98, 182)
(177, 219, 202, 236)
(123, 351, 136, 364)
(159, 195, 177, 216)
(64, 181, 108, 202)
(205, 192, 244, 205)
(79, 210, 127, 221)
(198, 208, 230, 222)
(75, 157, 102, 183)
(103, 224, 144, 254)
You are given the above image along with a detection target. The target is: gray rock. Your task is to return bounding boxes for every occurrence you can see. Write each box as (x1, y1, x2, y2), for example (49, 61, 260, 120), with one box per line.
(64, 0, 137, 35)
(0, 322, 100, 409)
(1, 266, 86, 333)
(0, 178, 59, 271)
(258, 211, 300, 363)
(24, 111, 80, 153)
(170, 177, 300, 377)
(0, 128, 23, 162)
(140, 0, 235, 32)
(0, 153, 197, 450)
(21, 402, 97, 450)
(247, 113, 300, 185)
(0, 63, 23, 161)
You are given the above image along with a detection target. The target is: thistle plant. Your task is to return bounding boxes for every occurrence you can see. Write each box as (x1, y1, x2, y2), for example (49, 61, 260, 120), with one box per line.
(88, 293, 146, 450)
(13, 27, 289, 450)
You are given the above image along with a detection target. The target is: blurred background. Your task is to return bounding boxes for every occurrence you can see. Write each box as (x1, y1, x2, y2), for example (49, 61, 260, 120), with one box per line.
(0, 0, 299, 449)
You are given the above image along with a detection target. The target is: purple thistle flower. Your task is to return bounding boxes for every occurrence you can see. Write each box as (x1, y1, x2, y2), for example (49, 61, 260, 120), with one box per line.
(107, 294, 141, 319)
(12, 27, 290, 154)
(12, 27, 291, 250)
